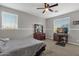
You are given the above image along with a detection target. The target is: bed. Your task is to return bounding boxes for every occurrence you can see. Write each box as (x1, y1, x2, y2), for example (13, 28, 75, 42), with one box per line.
(0, 37, 46, 56)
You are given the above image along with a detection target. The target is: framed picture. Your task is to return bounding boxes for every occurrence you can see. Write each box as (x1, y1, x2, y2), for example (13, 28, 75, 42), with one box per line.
(73, 21, 79, 25)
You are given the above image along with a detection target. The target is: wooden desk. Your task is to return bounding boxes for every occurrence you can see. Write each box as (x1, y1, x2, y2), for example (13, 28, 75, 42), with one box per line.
(54, 33, 68, 43)
(57, 33, 68, 43)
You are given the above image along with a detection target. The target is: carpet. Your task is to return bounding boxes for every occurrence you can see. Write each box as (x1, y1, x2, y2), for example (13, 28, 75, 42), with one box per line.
(41, 39, 79, 56)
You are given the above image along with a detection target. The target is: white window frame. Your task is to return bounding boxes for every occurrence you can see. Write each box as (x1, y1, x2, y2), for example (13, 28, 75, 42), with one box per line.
(53, 17, 70, 34)
(1, 11, 18, 30)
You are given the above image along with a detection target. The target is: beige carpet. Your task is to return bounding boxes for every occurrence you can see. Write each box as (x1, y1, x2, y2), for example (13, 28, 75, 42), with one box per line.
(41, 39, 79, 56)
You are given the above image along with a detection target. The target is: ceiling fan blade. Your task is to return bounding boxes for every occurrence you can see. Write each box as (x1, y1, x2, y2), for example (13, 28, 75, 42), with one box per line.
(42, 10, 46, 13)
(49, 3, 58, 8)
(49, 9, 53, 12)
(37, 8, 45, 9)
(44, 3, 47, 8)
(44, 3, 49, 8)
(47, 4, 49, 7)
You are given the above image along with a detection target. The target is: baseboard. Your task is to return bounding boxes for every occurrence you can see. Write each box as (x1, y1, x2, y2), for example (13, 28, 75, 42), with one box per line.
(46, 38, 79, 46)
(68, 42, 79, 46)
(46, 38, 53, 40)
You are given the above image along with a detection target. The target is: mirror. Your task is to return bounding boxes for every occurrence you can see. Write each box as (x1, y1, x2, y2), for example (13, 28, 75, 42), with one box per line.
(34, 24, 43, 33)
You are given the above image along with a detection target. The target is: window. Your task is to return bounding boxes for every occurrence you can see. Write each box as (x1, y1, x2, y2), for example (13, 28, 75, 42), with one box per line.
(2, 11, 18, 29)
(53, 17, 70, 33)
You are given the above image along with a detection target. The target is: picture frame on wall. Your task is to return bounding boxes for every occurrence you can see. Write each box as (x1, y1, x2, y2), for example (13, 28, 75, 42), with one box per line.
(73, 21, 79, 25)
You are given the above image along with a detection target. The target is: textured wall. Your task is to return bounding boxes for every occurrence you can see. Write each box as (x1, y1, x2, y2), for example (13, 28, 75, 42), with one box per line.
(0, 5, 45, 40)
(46, 10, 79, 44)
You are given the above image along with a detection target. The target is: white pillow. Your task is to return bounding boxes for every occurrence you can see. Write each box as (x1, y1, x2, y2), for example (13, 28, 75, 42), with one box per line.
(0, 38, 10, 46)
(0, 41, 4, 46)
(0, 38, 10, 41)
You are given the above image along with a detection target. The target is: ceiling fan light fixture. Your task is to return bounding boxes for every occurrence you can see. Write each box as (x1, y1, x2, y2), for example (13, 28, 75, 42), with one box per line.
(37, 3, 58, 13)
(45, 8, 48, 11)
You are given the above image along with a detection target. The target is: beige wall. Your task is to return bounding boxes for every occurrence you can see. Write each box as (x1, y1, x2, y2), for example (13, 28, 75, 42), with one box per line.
(46, 10, 79, 44)
(0, 5, 45, 40)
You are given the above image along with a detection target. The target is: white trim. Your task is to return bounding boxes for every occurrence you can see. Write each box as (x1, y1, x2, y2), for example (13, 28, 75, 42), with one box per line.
(70, 29, 79, 30)
(46, 38, 53, 40)
(1, 11, 18, 30)
(68, 42, 79, 46)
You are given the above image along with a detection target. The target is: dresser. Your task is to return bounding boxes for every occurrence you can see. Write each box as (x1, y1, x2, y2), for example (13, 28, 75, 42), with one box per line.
(33, 32, 45, 40)
(33, 24, 45, 40)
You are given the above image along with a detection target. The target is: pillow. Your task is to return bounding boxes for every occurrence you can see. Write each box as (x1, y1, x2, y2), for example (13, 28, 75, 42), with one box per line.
(0, 38, 10, 46)
(1, 38, 10, 41)
(0, 41, 4, 47)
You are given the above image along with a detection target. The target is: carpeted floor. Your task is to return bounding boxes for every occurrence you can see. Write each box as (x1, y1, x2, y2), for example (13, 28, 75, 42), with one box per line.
(41, 39, 79, 56)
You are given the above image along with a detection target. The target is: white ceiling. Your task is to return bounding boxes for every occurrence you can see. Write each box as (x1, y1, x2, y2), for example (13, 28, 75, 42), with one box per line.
(0, 3, 79, 19)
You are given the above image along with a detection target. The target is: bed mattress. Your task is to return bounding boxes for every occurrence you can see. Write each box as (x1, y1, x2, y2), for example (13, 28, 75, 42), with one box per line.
(0, 37, 45, 56)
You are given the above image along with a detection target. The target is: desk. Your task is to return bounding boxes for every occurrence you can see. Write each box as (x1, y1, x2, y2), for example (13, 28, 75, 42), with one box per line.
(57, 33, 68, 43)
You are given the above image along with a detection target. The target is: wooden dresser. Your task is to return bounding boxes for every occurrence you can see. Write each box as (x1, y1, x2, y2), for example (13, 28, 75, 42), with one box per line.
(33, 24, 45, 40)
(33, 32, 45, 40)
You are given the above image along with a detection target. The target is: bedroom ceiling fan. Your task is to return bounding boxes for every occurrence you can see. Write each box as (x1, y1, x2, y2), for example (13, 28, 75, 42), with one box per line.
(37, 3, 58, 13)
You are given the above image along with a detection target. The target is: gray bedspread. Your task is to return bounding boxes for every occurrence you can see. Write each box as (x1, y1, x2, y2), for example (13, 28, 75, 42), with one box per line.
(0, 37, 45, 56)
